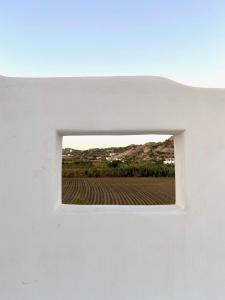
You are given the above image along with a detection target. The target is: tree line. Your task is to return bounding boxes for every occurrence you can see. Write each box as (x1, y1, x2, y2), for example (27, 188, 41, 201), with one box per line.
(62, 159, 175, 178)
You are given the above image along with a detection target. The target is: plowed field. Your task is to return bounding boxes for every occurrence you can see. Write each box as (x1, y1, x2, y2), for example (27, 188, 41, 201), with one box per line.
(62, 177, 175, 205)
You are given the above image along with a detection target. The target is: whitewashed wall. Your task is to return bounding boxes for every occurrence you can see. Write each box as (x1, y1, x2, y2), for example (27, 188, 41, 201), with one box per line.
(1, 76, 225, 300)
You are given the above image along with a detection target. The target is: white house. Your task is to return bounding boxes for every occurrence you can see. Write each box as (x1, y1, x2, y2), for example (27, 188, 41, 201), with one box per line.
(163, 158, 175, 164)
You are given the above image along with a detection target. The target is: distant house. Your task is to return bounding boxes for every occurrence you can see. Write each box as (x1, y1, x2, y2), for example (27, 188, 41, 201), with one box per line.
(106, 156, 122, 162)
(163, 158, 175, 164)
(62, 153, 73, 158)
(106, 153, 116, 161)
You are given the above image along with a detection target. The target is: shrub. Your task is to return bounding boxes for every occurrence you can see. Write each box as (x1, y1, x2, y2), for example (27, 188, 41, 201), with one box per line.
(71, 197, 89, 205)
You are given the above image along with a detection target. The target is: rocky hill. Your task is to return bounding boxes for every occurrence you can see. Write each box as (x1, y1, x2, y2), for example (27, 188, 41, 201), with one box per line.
(62, 137, 174, 162)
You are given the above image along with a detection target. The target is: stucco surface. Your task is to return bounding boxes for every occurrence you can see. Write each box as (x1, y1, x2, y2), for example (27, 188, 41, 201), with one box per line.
(1, 76, 225, 300)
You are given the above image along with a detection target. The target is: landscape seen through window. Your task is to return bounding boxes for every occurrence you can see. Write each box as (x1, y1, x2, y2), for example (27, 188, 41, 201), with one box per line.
(62, 135, 175, 205)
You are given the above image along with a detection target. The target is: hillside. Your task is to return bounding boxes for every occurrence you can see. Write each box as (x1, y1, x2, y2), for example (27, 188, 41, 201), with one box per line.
(62, 137, 174, 163)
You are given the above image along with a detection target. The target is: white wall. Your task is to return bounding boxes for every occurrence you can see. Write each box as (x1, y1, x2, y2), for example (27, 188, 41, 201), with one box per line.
(1, 76, 225, 300)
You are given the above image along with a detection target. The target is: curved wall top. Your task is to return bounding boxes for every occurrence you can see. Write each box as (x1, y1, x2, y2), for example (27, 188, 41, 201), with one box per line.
(1, 76, 225, 300)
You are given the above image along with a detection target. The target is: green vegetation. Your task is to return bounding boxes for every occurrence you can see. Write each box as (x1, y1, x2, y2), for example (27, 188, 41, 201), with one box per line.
(62, 159, 175, 178)
(70, 197, 89, 205)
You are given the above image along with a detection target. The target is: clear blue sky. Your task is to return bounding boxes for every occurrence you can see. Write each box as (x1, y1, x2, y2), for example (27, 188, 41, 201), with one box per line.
(1, 1, 225, 87)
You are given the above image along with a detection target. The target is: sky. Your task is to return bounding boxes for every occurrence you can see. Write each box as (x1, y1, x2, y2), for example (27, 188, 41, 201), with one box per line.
(1, 1, 225, 87)
(63, 135, 171, 150)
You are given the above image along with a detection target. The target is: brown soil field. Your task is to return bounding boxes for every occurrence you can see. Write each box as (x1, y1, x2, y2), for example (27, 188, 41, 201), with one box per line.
(62, 177, 175, 205)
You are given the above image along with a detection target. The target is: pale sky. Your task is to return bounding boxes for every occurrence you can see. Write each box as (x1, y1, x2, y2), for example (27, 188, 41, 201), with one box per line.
(63, 135, 171, 150)
(1, 1, 225, 87)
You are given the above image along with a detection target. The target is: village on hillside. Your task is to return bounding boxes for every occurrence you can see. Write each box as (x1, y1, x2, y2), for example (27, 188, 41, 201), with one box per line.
(62, 137, 175, 164)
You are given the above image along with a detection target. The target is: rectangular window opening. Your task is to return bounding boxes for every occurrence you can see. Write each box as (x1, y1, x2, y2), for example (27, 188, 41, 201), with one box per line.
(62, 134, 176, 205)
